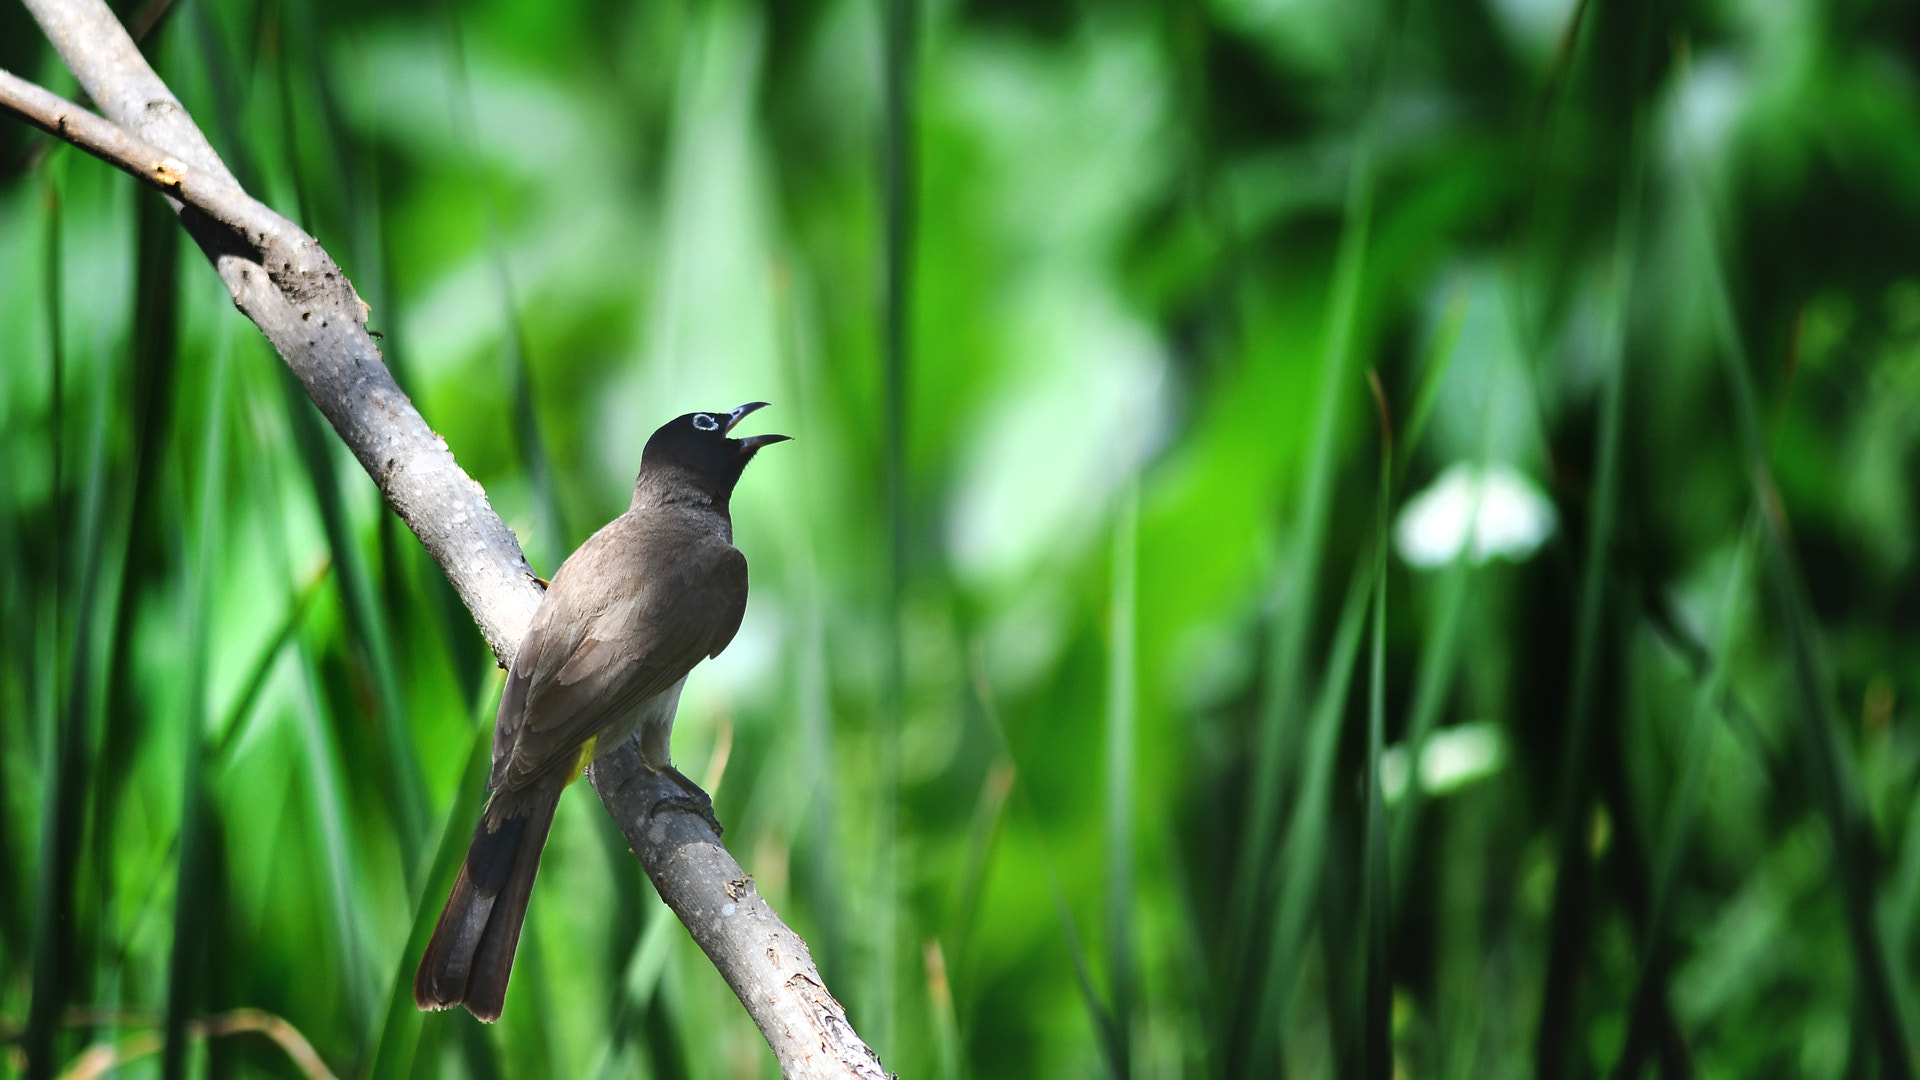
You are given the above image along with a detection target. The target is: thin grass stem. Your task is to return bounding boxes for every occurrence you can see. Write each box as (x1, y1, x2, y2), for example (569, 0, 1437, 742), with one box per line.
(368, 680, 500, 1080)
(1686, 138, 1918, 1079)
(1104, 479, 1140, 1079)
(1361, 372, 1392, 1080)
(876, 0, 918, 1055)
(1246, 558, 1376, 1076)
(161, 322, 231, 1080)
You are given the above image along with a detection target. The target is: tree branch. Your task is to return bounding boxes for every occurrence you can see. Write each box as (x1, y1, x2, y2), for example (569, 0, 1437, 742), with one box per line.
(0, 70, 287, 255)
(16, 0, 543, 665)
(590, 747, 890, 1080)
(6, 3, 884, 1076)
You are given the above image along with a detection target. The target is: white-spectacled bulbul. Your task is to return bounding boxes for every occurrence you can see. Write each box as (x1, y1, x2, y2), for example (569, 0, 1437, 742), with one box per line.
(413, 402, 789, 1022)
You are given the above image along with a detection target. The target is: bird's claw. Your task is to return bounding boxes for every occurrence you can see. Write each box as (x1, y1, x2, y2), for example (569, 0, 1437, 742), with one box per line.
(645, 765, 724, 836)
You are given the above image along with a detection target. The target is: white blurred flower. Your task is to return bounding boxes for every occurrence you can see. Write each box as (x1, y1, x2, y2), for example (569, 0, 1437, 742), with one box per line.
(1394, 462, 1557, 569)
(1487, 0, 1579, 60)
(1378, 721, 1509, 804)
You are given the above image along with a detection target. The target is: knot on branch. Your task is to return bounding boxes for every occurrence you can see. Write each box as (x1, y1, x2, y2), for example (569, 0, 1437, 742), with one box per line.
(152, 156, 185, 188)
(784, 973, 892, 1080)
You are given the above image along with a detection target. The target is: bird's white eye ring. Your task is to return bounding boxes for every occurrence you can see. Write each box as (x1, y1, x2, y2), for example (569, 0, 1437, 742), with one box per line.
(692, 413, 721, 431)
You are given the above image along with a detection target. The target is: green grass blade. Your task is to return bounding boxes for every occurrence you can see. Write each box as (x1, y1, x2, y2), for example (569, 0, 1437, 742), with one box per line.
(1228, 45, 1394, 1048)
(238, 361, 380, 1048)
(970, 643, 1123, 1076)
(0, 382, 20, 968)
(926, 938, 963, 1080)
(439, 5, 564, 563)
(1386, 553, 1469, 899)
(1049, 844, 1122, 1078)
(947, 721, 1014, 990)
(779, 270, 849, 993)
(494, 263, 562, 558)
(368, 681, 499, 1080)
(266, 31, 428, 870)
(210, 560, 331, 764)
(96, 188, 183, 936)
(1530, 8, 1652, 1057)
(1361, 376, 1391, 1080)
(874, 0, 918, 1055)
(636, 967, 692, 1080)
(1688, 146, 1917, 1079)
(1383, 283, 1478, 903)
(589, 887, 691, 1080)
(1891, 707, 1920, 963)
(24, 162, 129, 1077)
(1611, 524, 1753, 1078)
(182, 0, 265, 193)
(1395, 286, 1471, 480)
(1103, 480, 1139, 1079)
(1244, 558, 1375, 1077)
(21, 175, 65, 1080)
(797, 569, 848, 981)
(1234, 127, 1375, 940)
(282, 0, 376, 275)
(162, 323, 231, 1080)
(588, 799, 646, 1024)
(276, 371, 429, 862)
(1533, 173, 1636, 1080)
(23, 169, 85, 1080)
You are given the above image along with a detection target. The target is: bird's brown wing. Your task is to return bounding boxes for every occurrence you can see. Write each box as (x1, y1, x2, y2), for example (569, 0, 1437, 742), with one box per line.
(491, 538, 748, 796)
(488, 527, 607, 793)
(706, 545, 748, 659)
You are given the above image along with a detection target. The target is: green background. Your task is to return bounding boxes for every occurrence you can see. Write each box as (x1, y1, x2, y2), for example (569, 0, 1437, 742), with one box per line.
(6, 0, 1920, 1075)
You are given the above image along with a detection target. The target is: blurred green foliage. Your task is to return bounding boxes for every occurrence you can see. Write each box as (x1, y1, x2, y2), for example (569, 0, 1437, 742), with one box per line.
(7, 0, 1920, 1075)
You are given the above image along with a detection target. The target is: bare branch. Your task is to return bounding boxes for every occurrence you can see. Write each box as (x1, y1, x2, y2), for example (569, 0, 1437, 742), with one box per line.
(18, 0, 543, 665)
(591, 748, 890, 1080)
(0, 69, 281, 245)
(24, 0, 231, 182)
(9, 1, 884, 1075)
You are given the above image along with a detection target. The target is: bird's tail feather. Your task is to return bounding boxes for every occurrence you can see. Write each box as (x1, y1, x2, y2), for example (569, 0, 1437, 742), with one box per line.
(413, 792, 560, 1022)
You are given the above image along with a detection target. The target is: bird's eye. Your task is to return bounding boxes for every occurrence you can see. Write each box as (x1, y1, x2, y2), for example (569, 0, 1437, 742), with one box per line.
(692, 414, 721, 432)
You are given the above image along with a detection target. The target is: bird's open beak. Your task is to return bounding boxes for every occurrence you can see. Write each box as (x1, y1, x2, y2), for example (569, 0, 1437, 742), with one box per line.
(725, 401, 792, 452)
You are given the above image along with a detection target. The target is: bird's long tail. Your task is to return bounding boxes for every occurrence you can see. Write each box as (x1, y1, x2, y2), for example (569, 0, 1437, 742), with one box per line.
(413, 791, 560, 1022)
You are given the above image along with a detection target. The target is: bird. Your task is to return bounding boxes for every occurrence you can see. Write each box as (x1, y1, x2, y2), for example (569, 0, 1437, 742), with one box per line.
(413, 401, 790, 1023)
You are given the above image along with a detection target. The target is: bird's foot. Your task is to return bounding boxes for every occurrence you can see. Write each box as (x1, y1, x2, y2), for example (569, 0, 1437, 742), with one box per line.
(644, 764, 723, 836)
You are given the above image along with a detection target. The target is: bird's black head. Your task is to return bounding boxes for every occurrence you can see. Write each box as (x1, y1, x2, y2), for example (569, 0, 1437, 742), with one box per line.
(637, 402, 790, 505)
